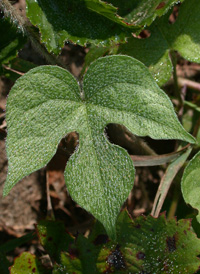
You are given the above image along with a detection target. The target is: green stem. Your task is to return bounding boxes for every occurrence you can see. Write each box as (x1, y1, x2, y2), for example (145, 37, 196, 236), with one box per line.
(171, 51, 183, 108)
(167, 176, 181, 219)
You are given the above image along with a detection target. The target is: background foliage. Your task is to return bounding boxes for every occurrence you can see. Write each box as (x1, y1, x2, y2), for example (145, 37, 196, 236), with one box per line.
(1, 0, 200, 273)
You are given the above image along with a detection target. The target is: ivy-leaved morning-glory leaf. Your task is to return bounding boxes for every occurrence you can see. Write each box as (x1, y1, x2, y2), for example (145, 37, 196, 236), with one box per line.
(118, 0, 200, 86)
(106, 0, 184, 27)
(4, 55, 195, 239)
(25, 0, 137, 54)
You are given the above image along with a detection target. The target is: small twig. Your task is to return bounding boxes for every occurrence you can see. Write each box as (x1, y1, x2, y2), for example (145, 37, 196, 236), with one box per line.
(0, 113, 5, 119)
(131, 144, 190, 166)
(167, 178, 181, 219)
(3, 64, 24, 76)
(46, 171, 55, 220)
(178, 77, 200, 92)
(151, 145, 192, 217)
(178, 84, 187, 118)
(170, 51, 183, 108)
(0, 120, 7, 129)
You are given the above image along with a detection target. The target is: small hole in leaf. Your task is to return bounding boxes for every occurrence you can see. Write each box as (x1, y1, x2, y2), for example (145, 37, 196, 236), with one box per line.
(156, 2, 166, 10)
(132, 29, 151, 39)
(105, 123, 154, 156)
(136, 251, 146, 260)
(139, 29, 151, 39)
(168, 4, 180, 24)
(47, 131, 79, 172)
(166, 234, 177, 252)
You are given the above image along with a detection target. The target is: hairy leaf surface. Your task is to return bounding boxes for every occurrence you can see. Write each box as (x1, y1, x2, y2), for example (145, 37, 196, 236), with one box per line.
(182, 151, 200, 223)
(25, 0, 137, 54)
(118, 0, 200, 86)
(36, 220, 73, 262)
(10, 252, 50, 274)
(53, 212, 200, 273)
(25, 0, 183, 54)
(106, 0, 183, 26)
(4, 55, 194, 238)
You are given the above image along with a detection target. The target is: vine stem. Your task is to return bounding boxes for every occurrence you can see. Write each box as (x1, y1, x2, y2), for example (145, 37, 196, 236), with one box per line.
(167, 178, 181, 219)
(151, 145, 192, 218)
(1, 0, 25, 31)
(1, 0, 67, 68)
(170, 51, 183, 108)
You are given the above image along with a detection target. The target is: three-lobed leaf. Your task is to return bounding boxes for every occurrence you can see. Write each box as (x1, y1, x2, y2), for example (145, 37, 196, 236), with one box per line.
(4, 55, 195, 239)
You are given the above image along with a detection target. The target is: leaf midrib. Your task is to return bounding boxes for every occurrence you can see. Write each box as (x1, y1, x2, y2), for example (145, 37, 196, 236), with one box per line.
(83, 103, 118, 199)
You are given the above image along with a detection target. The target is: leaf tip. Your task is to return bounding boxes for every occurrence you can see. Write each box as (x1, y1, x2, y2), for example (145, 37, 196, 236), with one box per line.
(2, 186, 9, 197)
(2, 179, 12, 197)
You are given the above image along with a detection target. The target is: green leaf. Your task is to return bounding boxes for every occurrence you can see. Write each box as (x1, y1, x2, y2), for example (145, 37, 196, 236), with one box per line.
(36, 220, 73, 261)
(0, 252, 11, 274)
(53, 235, 98, 274)
(8, 57, 37, 73)
(118, 0, 200, 86)
(26, 0, 136, 54)
(106, 0, 183, 26)
(10, 252, 51, 274)
(115, 211, 200, 273)
(182, 151, 200, 223)
(84, 0, 136, 28)
(2, 57, 37, 81)
(0, 232, 35, 253)
(0, 16, 26, 70)
(118, 24, 172, 86)
(81, 46, 111, 77)
(81, 44, 119, 76)
(4, 55, 194, 239)
(53, 212, 200, 273)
